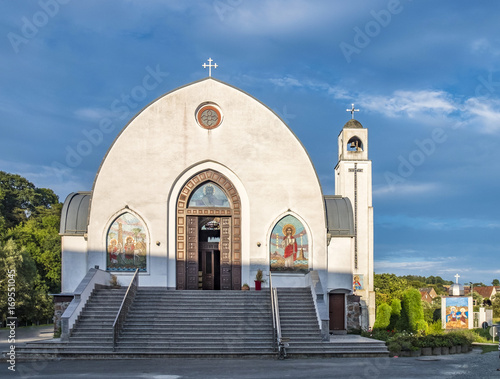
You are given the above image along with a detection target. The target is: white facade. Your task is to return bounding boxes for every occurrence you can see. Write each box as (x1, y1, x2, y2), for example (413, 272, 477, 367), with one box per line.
(60, 78, 376, 330)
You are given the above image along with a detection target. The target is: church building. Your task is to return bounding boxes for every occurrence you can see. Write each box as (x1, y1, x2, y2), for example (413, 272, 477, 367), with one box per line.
(59, 72, 375, 334)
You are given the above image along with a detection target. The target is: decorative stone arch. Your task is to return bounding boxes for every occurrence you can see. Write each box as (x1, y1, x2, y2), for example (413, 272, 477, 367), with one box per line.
(176, 169, 241, 290)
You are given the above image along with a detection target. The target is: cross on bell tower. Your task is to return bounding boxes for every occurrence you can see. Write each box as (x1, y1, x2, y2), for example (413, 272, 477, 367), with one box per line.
(346, 104, 359, 119)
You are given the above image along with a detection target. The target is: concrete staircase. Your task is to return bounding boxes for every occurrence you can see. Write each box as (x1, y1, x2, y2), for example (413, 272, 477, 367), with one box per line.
(13, 287, 127, 358)
(277, 287, 388, 357)
(278, 287, 323, 354)
(115, 288, 274, 356)
(12, 286, 387, 359)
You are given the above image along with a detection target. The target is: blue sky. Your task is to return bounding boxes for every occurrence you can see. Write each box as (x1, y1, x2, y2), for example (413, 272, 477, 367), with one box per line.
(1, 1, 499, 284)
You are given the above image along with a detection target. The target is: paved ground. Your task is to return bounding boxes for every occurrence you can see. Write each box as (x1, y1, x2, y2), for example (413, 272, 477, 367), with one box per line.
(0, 325, 54, 355)
(1, 326, 499, 378)
(1, 350, 499, 379)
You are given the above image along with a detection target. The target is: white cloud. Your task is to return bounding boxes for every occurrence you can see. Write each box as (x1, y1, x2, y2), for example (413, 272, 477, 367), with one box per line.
(376, 214, 500, 231)
(373, 182, 438, 197)
(220, 1, 351, 35)
(463, 97, 500, 134)
(74, 107, 116, 121)
(360, 90, 457, 118)
(470, 38, 500, 56)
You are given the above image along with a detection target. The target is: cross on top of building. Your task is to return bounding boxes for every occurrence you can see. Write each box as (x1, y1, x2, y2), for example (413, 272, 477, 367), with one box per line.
(454, 273, 460, 284)
(346, 103, 359, 119)
(202, 58, 218, 77)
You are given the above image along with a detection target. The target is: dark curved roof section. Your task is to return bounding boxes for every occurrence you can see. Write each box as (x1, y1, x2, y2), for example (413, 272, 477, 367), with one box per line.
(60, 192, 91, 235)
(324, 195, 354, 237)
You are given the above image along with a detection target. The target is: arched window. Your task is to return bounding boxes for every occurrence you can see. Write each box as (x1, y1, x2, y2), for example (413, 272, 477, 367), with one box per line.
(106, 212, 148, 272)
(347, 136, 363, 152)
(270, 215, 308, 272)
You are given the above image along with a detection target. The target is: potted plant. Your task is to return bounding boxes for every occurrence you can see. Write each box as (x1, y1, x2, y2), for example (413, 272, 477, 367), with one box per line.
(241, 283, 250, 291)
(255, 269, 264, 291)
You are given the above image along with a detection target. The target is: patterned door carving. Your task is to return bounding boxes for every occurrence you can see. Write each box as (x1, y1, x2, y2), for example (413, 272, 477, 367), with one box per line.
(220, 217, 232, 290)
(186, 216, 199, 290)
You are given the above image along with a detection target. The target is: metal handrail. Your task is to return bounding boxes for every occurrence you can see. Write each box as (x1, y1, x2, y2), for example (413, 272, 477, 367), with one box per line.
(269, 272, 287, 359)
(112, 268, 139, 351)
(269, 272, 277, 351)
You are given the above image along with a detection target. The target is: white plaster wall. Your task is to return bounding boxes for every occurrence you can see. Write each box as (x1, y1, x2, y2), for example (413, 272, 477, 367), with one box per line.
(61, 236, 88, 293)
(327, 237, 353, 291)
(86, 78, 327, 287)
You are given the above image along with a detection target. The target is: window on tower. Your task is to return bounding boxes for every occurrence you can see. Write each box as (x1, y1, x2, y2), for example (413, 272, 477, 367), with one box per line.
(347, 136, 363, 152)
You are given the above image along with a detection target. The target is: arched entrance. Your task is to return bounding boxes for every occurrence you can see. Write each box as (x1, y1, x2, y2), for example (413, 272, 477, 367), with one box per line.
(176, 170, 241, 290)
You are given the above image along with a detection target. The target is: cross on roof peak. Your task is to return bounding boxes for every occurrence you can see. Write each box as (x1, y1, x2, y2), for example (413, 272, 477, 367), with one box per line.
(346, 103, 359, 119)
(454, 273, 460, 284)
(202, 58, 218, 77)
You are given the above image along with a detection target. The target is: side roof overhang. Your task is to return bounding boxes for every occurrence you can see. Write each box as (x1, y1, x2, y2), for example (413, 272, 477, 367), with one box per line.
(60, 192, 91, 236)
(324, 195, 354, 237)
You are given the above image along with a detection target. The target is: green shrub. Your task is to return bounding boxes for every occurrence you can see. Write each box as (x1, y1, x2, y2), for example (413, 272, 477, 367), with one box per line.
(387, 341, 401, 353)
(401, 288, 427, 333)
(373, 303, 392, 330)
(389, 299, 401, 330)
(427, 320, 444, 335)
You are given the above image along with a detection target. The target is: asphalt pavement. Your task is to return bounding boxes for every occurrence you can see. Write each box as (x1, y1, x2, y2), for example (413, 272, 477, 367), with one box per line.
(1, 326, 499, 379)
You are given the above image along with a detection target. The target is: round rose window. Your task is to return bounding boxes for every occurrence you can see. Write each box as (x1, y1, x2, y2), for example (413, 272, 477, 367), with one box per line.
(196, 104, 222, 130)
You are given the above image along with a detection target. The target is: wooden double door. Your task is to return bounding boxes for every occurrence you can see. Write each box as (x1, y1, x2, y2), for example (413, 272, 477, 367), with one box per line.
(186, 216, 233, 290)
(199, 242, 220, 290)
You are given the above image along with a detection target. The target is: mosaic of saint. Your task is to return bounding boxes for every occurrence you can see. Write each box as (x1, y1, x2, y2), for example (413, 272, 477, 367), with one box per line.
(106, 212, 147, 272)
(444, 297, 469, 329)
(188, 182, 230, 207)
(270, 215, 308, 272)
(353, 274, 364, 291)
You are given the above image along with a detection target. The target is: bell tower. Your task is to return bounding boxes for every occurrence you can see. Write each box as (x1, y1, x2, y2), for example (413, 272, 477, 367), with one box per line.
(335, 111, 375, 329)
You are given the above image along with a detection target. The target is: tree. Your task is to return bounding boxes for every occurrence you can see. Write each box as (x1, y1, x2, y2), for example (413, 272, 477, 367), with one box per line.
(6, 204, 62, 292)
(0, 171, 58, 231)
(492, 295, 500, 318)
(0, 240, 53, 325)
(492, 279, 500, 286)
(0, 171, 61, 292)
(374, 273, 409, 308)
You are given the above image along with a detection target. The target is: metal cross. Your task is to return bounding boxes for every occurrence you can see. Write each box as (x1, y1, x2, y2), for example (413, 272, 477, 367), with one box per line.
(346, 103, 359, 119)
(455, 273, 460, 284)
(202, 58, 218, 77)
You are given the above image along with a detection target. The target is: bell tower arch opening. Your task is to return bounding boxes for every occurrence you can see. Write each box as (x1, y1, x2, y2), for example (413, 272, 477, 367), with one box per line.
(176, 170, 241, 290)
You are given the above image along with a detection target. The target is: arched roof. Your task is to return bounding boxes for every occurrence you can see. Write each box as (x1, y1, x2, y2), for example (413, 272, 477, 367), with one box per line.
(343, 119, 364, 129)
(60, 192, 91, 235)
(324, 195, 354, 237)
